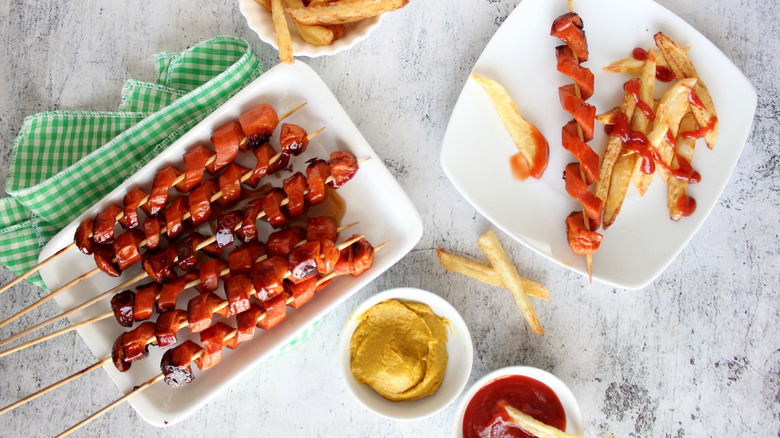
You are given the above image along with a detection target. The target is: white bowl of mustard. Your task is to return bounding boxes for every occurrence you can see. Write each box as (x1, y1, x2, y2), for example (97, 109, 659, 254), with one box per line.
(338, 288, 474, 420)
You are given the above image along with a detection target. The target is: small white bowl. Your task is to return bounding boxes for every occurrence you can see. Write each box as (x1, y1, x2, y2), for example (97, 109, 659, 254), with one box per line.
(452, 366, 584, 437)
(238, 0, 385, 58)
(339, 288, 474, 420)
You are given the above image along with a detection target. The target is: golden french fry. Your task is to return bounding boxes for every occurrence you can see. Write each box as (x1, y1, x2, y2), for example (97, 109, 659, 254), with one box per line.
(594, 84, 636, 203)
(602, 50, 657, 228)
(500, 403, 580, 438)
(436, 249, 550, 301)
(667, 112, 697, 220)
(631, 51, 658, 195)
(654, 32, 718, 148)
(271, 0, 294, 64)
(286, 0, 408, 25)
(603, 56, 645, 75)
(307, 0, 330, 5)
(603, 46, 679, 75)
(477, 231, 544, 336)
(471, 73, 548, 180)
(283, 0, 335, 46)
(646, 78, 697, 176)
(327, 24, 346, 40)
(595, 106, 620, 125)
(602, 153, 634, 229)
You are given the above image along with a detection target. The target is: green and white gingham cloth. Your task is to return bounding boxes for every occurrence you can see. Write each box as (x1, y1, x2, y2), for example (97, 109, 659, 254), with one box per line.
(0, 36, 318, 354)
(1, 36, 262, 287)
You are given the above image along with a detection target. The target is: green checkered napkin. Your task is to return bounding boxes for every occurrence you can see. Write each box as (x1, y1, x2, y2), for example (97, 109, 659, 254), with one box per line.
(0, 36, 316, 354)
(1, 36, 261, 287)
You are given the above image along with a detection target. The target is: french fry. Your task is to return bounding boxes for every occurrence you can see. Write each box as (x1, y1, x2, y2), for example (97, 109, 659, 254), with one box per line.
(477, 231, 544, 336)
(270, 0, 294, 64)
(654, 32, 718, 148)
(603, 56, 645, 75)
(471, 73, 549, 180)
(595, 106, 620, 125)
(645, 78, 698, 175)
(631, 52, 658, 196)
(436, 249, 550, 301)
(594, 83, 636, 203)
(327, 24, 346, 40)
(500, 403, 582, 438)
(667, 111, 697, 220)
(602, 52, 655, 228)
(602, 46, 681, 74)
(286, 0, 409, 25)
(283, 0, 335, 46)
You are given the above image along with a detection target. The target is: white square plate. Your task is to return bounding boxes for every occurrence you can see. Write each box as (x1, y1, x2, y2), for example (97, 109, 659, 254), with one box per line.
(440, 0, 756, 289)
(39, 61, 422, 426)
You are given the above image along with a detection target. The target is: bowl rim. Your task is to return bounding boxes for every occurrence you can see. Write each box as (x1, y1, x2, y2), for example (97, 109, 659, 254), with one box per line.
(452, 365, 585, 437)
(338, 287, 474, 420)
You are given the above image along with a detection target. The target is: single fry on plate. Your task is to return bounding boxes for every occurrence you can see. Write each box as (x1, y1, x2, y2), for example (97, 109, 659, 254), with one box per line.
(286, 0, 409, 26)
(436, 248, 549, 301)
(470, 73, 548, 180)
(477, 231, 544, 336)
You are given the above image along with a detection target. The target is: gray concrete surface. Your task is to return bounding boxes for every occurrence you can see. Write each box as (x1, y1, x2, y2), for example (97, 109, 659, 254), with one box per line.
(0, 0, 778, 436)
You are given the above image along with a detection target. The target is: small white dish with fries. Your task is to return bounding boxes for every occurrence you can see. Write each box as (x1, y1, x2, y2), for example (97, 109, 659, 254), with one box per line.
(440, 0, 757, 289)
(239, 0, 407, 59)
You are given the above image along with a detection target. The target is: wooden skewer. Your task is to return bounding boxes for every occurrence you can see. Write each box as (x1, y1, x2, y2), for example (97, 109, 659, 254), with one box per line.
(20, 239, 388, 428)
(0, 312, 113, 359)
(0, 222, 359, 356)
(0, 127, 334, 333)
(0, 157, 368, 344)
(0, 272, 148, 348)
(0, 357, 111, 416)
(56, 373, 165, 438)
(567, 0, 594, 281)
(0, 102, 308, 297)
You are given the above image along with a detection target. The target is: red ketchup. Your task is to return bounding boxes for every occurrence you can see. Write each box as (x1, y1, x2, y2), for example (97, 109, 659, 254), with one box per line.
(632, 47, 676, 82)
(462, 375, 566, 438)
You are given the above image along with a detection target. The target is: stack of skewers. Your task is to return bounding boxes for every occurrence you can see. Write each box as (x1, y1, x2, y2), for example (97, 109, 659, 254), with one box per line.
(0, 101, 387, 437)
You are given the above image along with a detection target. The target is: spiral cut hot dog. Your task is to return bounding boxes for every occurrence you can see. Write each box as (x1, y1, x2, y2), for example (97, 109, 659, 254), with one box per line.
(551, 12, 603, 256)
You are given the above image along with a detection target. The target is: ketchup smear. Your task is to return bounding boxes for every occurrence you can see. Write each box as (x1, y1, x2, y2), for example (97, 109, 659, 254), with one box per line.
(632, 47, 676, 82)
(462, 375, 566, 438)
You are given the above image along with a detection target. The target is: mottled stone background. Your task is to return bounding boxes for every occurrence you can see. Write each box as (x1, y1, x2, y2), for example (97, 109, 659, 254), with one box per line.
(0, 0, 778, 437)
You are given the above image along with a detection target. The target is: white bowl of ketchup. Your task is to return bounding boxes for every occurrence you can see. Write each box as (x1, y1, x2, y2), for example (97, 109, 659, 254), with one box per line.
(452, 366, 584, 438)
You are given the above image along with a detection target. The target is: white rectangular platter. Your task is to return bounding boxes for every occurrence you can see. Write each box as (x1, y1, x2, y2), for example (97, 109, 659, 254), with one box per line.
(38, 61, 423, 427)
